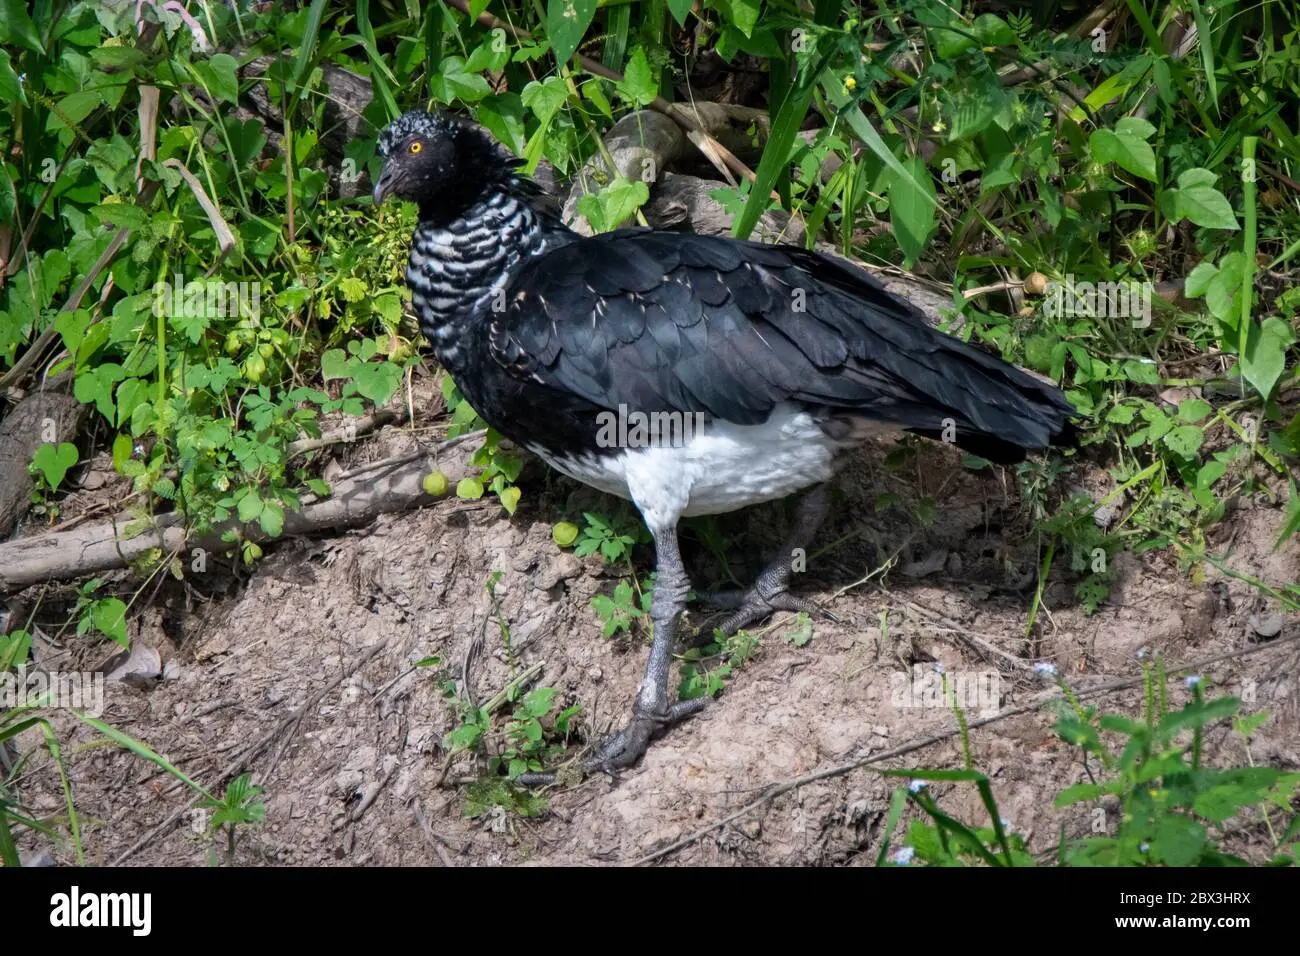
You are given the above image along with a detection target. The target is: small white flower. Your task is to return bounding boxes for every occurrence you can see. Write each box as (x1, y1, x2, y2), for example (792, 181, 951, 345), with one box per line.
(1033, 661, 1057, 678)
(908, 780, 927, 793)
(1136, 646, 1148, 660)
(1185, 675, 1202, 689)
(1000, 818, 1012, 830)
(893, 846, 915, 865)
(1139, 842, 1149, 853)
(933, 662, 945, 675)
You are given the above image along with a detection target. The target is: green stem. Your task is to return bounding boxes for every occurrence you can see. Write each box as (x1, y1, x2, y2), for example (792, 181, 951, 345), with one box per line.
(1239, 136, 1257, 403)
(154, 258, 170, 407)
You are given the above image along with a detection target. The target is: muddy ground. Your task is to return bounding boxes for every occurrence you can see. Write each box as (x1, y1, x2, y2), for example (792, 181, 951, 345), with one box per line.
(7, 389, 1299, 867)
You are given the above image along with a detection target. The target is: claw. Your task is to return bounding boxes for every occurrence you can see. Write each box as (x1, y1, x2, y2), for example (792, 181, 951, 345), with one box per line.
(585, 697, 708, 775)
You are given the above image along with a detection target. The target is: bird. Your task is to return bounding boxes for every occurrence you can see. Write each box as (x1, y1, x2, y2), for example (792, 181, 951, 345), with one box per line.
(372, 110, 1077, 781)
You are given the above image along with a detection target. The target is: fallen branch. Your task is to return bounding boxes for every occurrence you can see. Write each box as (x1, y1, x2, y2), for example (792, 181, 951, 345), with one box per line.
(0, 436, 479, 593)
(285, 408, 400, 458)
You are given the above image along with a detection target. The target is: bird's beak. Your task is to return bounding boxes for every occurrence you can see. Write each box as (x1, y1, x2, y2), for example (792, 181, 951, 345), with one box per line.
(372, 162, 396, 206)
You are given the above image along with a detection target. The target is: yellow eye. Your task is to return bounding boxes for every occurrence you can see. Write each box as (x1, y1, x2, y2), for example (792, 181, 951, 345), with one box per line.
(409, 141, 422, 155)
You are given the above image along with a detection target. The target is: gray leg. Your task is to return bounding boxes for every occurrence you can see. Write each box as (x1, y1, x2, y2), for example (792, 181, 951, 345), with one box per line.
(583, 522, 707, 774)
(515, 521, 706, 787)
(702, 485, 833, 636)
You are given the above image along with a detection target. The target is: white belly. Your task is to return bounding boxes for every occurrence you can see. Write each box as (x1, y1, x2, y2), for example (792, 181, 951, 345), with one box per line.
(526, 403, 845, 532)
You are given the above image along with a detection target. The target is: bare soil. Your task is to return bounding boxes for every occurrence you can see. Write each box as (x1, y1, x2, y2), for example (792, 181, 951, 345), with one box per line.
(8, 409, 1299, 867)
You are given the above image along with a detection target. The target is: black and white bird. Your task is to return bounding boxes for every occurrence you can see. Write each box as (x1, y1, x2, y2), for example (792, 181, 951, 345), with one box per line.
(372, 111, 1076, 778)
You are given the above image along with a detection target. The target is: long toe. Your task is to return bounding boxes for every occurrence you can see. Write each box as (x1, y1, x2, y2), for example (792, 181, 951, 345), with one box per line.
(583, 697, 709, 776)
(714, 589, 835, 637)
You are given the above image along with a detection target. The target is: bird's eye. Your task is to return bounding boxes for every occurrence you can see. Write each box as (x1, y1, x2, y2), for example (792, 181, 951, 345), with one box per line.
(409, 141, 423, 155)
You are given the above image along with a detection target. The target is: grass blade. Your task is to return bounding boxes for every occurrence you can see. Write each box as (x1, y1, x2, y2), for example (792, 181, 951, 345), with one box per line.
(291, 0, 329, 101)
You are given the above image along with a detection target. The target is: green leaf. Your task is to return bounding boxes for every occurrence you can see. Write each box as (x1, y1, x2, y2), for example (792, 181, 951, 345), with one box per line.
(1115, 116, 1156, 141)
(821, 93, 938, 225)
(91, 46, 145, 71)
(1276, 481, 1300, 550)
(888, 153, 938, 265)
(353, 362, 402, 404)
(201, 53, 240, 105)
(710, 0, 760, 37)
(112, 434, 133, 472)
(1163, 425, 1204, 458)
(576, 177, 649, 231)
(237, 491, 263, 523)
(49, 91, 102, 131)
(667, 0, 695, 25)
(616, 47, 657, 108)
(1106, 403, 1137, 424)
(456, 477, 485, 500)
(0, 0, 45, 54)
(1177, 398, 1212, 423)
(1090, 128, 1157, 182)
(31, 442, 79, 490)
(338, 277, 367, 302)
(521, 77, 569, 125)
(935, 25, 976, 59)
(1152, 814, 1207, 866)
(972, 13, 1016, 45)
(522, 687, 555, 718)
(0, 50, 24, 104)
(258, 501, 285, 537)
(113, 377, 151, 427)
(546, 0, 598, 67)
(1170, 185, 1239, 230)
(1184, 261, 1219, 298)
(1177, 167, 1219, 189)
(498, 485, 521, 514)
(90, 598, 129, 648)
(320, 348, 349, 381)
(579, 77, 613, 118)
(91, 203, 147, 231)
(1240, 317, 1295, 399)
(428, 55, 493, 104)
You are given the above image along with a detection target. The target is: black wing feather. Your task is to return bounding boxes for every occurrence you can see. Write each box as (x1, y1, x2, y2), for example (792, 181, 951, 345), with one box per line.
(486, 231, 1075, 460)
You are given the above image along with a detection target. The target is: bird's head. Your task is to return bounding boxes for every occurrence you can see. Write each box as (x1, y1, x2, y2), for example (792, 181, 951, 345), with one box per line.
(371, 111, 522, 217)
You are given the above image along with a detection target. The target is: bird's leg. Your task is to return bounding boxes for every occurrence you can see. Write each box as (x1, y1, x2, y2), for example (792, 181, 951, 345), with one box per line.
(700, 485, 833, 636)
(584, 523, 707, 775)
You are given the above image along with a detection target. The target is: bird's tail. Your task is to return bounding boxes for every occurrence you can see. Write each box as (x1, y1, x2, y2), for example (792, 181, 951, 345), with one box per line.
(829, 322, 1079, 465)
(879, 332, 1079, 464)
(783, 247, 1078, 464)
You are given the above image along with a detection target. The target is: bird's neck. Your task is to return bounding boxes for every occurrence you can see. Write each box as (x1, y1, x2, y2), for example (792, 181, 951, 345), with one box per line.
(409, 181, 571, 375)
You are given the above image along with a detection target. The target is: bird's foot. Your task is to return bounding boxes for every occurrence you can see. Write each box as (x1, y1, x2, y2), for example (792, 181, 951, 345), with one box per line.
(513, 698, 706, 788)
(698, 585, 835, 636)
(584, 698, 708, 775)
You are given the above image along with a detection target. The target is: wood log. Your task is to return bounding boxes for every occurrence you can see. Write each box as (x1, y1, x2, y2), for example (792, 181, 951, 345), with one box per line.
(0, 440, 478, 593)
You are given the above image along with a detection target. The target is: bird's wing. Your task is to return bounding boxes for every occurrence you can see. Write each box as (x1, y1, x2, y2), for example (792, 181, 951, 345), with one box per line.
(488, 231, 1073, 450)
